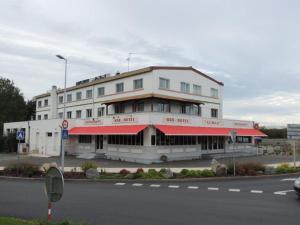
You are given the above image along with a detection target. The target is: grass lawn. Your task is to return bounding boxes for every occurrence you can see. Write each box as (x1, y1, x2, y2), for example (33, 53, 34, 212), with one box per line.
(0, 217, 87, 225)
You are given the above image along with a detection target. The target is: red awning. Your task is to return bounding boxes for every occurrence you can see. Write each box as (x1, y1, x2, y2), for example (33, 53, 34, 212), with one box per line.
(69, 125, 148, 135)
(154, 125, 267, 137)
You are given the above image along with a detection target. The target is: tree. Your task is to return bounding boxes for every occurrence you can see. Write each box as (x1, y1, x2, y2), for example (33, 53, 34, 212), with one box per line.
(260, 126, 287, 139)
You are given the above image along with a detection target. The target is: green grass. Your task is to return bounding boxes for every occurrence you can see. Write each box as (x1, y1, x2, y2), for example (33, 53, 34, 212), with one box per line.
(0, 217, 87, 225)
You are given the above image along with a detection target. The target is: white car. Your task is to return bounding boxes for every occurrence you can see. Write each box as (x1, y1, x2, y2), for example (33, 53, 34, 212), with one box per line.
(294, 177, 300, 197)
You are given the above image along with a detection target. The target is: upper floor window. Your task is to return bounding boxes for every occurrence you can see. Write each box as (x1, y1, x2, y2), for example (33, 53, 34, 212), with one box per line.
(58, 96, 63, 104)
(211, 108, 218, 118)
(115, 104, 125, 114)
(116, 83, 124, 93)
(76, 92, 82, 100)
(159, 78, 170, 89)
(38, 101, 42, 108)
(76, 110, 82, 119)
(181, 82, 190, 93)
(133, 103, 144, 112)
(44, 114, 48, 120)
(58, 112, 63, 119)
(211, 88, 218, 98)
(157, 103, 170, 113)
(67, 94, 72, 102)
(193, 84, 202, 95)
(44, 99, 48, 106)
(133, 79, 143, 89)
(67, 111, 72, 119)
(86, 90, 93, 99)
(97, 87, 105, 97)
(86, 109, 92, 118)
(37, 115, 41, 120)
(97, 107, 105, 117)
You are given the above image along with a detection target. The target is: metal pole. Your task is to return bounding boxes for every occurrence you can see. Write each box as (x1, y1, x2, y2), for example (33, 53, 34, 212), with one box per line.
(47, 202, 52, 221)
(233, 142, 236, 176)
(293, 141, 296, 169)
(61, 59, 67, 173)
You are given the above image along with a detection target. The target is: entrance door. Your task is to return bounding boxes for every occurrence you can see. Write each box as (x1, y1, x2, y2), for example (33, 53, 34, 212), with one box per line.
(96, 135, 103, 152)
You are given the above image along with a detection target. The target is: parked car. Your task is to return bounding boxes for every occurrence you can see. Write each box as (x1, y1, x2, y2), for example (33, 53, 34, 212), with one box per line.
(294, 177, 300, 197)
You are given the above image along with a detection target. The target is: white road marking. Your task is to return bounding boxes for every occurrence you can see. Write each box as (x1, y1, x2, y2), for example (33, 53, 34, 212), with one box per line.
(229, 189, 240, 192)
(150, 184, 161, 188)
(274, 190, 294, 195)
(132, 183, 143, 187)
(251, 190, 263, 194)
(115, 183, 126, 186)
(168, 185, 179, 188)
(281, 178, 297, 182)
(188, 186, 199, 189)
(208, 187, 219, 191)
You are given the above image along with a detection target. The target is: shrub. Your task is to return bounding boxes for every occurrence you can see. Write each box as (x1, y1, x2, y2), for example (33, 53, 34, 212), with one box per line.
(80, 161, 97, 173)
(119, 169, 130, 175)
(179, 169, 215, 178)
(3, 162, 41, 177)
(200, 169, 215, 177)
(136, 168, 144, 174)
(159, 168, 167, 173)
(139, 169, 164, 179)
(180, 169, 189, 176)
(227, 162, 265, 176)
(275, 163, 295, 173)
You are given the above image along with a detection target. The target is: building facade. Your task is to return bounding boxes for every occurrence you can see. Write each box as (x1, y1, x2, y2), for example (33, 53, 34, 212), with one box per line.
(3, 66, 266, 164)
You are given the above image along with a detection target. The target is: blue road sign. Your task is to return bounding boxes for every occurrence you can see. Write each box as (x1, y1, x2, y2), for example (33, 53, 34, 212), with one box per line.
(16, 130, 25, 141)
(61, 129, 69, 140)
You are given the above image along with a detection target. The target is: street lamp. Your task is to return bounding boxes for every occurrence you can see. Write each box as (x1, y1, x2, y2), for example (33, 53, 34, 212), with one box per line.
(56, 54, 67, 173)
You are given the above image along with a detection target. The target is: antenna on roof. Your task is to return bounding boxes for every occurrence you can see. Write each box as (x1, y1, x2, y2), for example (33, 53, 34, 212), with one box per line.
(126, 52, 137, 72)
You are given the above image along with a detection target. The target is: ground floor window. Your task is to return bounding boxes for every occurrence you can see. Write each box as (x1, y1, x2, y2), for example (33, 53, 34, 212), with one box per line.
(78, 135, 92, 143)
(236, 136, 251, 143)
(198, 136, 224, 150)
(155, 130, 197, 145)
(108, 131, 143, 146)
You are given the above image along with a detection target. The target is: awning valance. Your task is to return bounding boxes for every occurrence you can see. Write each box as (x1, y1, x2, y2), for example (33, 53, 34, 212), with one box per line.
(154, 125, 267, 137)
(69, 125, 148, 135)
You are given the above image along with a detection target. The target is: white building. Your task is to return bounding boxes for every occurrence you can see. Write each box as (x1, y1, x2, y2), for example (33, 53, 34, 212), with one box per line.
(3, 66, 266, 164)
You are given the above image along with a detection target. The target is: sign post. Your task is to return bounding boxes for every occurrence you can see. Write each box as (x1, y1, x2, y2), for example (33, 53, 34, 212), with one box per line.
(229, 130, 237, 176)
(45, 166, 64, 221)
(61, 120, 69, 173)
(16, 130, 25, 162)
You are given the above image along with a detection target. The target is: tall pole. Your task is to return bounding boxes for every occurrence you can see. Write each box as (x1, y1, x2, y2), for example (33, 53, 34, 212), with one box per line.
(293, 141, 296, 169)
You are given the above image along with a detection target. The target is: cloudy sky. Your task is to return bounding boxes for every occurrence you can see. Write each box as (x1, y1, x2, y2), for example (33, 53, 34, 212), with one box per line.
(0, 0, 299, 127)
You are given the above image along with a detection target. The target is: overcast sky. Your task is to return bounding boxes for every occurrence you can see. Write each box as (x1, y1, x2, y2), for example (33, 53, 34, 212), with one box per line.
(0, 0, 299, 127)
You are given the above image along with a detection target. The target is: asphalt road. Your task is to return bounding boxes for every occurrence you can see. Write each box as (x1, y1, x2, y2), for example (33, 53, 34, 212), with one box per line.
(0, 176, 299, 225)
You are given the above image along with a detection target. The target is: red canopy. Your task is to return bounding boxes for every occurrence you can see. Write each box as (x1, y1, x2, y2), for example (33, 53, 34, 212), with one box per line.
(154, 125, 267, 137)
(69, 125, 148, 135)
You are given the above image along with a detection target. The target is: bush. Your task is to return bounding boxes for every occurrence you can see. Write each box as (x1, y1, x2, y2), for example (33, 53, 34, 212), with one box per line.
(119, 169, 130, 175)
(136, 168, 144, 174)
(80, 161, 97, 173)
(227, 162, 265, 176)
(275, 163, 300, 174)
(179, 169, 215, 178)
(3, 162, 41, 177)
(180, 169, 189, 176)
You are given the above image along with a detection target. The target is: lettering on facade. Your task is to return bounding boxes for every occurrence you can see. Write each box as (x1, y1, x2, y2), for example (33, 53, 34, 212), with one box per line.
(233, 122, 250, 127)
(84, 119, 103, 126)
(163, 117, 190, 124)
(112, 115, 137, 124)
(202, 119, 223, 127)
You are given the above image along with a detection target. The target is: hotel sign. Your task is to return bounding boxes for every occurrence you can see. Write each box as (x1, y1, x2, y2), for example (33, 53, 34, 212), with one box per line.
(163, 117, 190, 124)
(112, 115, 138, 124)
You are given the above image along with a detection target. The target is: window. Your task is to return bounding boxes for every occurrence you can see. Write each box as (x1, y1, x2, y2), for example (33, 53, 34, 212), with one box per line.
(157, 103, 170, 113)
(58, 96, 63, 104)
(193, 84, 202, 95)
(44, 99, 48, 106)
(159, 78, 170, 89)
(76, 92, 82, 100)
(76, 110, 82, 119)
(133, 103, 144, 112)
(97, 107, 105, 117)
(181, 82, 190, 93)
(133, 79, 143, 89)
(155, 130, 196, 146)
(211, 108, 218, 118)
(58, 112, 63, 119)
(38, 101, 42, 108)
(86, 90, 93, 99)
(108, 131, 144, 146)
(47, 132, 52, 137)
(97, 87, 105, 97)
(67, 111, 72, 119)
(44, 114, 48, 120)
(37, 115, 41, 120)
(211, 88, 218, 98)
(67, 94, 72, 102)
(181, 105, 191, 114)
(116, 82, 124, 93)
(86, 109, 92, 118)
(114, 104, 125, 114)
(78, 135, 92, 143)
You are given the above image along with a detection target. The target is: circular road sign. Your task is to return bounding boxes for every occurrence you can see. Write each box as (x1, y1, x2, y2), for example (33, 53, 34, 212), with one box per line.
(45, 167, 64, 203)
(62, 120, 68, 129)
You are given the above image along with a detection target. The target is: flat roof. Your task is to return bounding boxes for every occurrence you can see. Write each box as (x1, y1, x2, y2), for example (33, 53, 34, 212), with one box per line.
(34, 66, 224, 99)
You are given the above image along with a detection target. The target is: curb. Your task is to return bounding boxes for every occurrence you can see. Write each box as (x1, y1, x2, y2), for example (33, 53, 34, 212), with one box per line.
(1, 172, 299, 183)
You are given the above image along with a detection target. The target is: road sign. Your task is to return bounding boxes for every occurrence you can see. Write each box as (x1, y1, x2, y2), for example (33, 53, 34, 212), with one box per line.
(62, 120, 68, 129)
(16, 130, 25, 141)
(45, 167, 64, 203)
(229, 130, 237, 143)
(61, 129, 69, 139)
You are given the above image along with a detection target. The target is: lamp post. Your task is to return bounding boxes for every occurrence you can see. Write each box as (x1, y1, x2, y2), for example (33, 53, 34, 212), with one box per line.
(56, 54, 67, 173)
